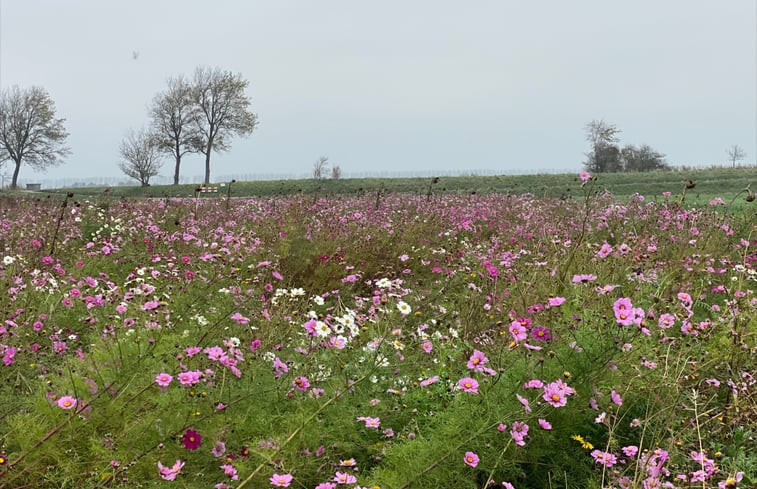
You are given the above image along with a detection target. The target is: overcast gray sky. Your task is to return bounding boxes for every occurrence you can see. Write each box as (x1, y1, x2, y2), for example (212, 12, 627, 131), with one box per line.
(1, 0, 755, 184)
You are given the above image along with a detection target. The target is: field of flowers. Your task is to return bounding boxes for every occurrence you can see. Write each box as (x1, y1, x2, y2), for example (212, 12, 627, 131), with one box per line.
(0, 176, 754, 488)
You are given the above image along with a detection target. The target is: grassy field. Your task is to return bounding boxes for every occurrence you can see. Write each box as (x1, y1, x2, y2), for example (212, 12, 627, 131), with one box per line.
(17, 167, 757, 205)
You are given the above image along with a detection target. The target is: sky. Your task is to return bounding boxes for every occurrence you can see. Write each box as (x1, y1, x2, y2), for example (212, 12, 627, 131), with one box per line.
(0, 0, 755, 186)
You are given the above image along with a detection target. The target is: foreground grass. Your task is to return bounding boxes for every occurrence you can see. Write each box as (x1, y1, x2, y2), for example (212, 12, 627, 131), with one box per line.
(0, 175, 754, 488)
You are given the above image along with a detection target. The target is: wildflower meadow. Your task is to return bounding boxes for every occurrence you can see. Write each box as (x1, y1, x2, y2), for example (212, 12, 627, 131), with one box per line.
(0, 175, 754, 488)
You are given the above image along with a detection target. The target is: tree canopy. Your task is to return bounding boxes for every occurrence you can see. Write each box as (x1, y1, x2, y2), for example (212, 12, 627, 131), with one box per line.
(0, 86, 69, 188)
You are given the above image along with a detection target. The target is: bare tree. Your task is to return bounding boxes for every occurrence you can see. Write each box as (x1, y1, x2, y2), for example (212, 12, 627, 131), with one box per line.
(191, 67, 258, 184)
(118, 128, 163, 186)
(0, 86, 70, 188)
(726, 145, 746, 168)
(150, 75, 201, 185)
(313, 156, 329, 181)
(584, 119, 621, 173)
(331, 164, 342, 180)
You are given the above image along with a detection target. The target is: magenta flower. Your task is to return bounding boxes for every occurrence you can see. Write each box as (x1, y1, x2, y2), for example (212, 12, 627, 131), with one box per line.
(270, 473, 293, 487)
(182, 429, 202, 450)
(57, 395, 77, 410)
(530, 326, 551, 342)
(463, 451, 479, 467)
(458, 377, 479, 394)
(157, 460, 184, 481)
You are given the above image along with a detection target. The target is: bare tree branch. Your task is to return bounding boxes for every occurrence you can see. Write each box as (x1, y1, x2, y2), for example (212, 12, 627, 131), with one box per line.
(118, 128, 163, 186)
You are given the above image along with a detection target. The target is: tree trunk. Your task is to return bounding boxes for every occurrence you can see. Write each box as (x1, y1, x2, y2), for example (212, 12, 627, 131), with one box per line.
(204, 137, 213, 185)
(11, 159, 21, 189)
(174, 153, 181, 185)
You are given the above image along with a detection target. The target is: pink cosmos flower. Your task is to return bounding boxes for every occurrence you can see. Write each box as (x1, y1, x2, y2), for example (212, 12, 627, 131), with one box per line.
(572, 274, 597, 283)
(333, 471, 357, 484)
(591, 449, 618, 467)
(548, 297, 566, 307)
(509, 322, 528, 342)
(356, 416, 381, 428)
(221, 463, 238, 480)
(523, 379, 544, 389)
(292, 376, 310, 391)
(467, 349, 489, 371)
(158, 460, 185, 481)
(658, 313, 676, 329)
(458, 377, 479, 394)
(622, 445, 638, 458)
(597, 242, 613, 258)
(613, 298, 635, 326)
(57, 395, 77, 410)
(579, 170, 591, 182)
(270, 473, 293, 487)
(177, 370, 202, 385)
(212, 441, 227, 457)
(230, 312, 249, 324)
(155, 373, 173, 387)
(610, 390, 623, 406)
(542, 380, 573, 407)
(420, 375, 439, 387)
(510, 421, 529, 446)
(463, 451, 479, 467)
(315, 483, 337, 489)
(516, 394, 531, 413)
(537, 419, 552, 430)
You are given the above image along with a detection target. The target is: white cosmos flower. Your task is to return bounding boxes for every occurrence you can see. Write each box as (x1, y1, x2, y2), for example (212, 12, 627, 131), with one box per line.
(2, 256, 15, 265)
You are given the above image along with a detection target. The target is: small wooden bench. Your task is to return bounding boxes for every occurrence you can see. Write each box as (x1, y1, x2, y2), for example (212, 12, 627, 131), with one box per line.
(195, 185, 219, 196)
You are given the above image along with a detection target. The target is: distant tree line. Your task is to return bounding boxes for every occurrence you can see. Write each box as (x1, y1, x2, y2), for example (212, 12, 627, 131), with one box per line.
(583, 120, 671, 173)
(0, 67, 258, 189)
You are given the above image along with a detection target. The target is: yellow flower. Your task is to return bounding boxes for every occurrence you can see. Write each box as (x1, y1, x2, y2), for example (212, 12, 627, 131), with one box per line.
(571, 434, 594, 450)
